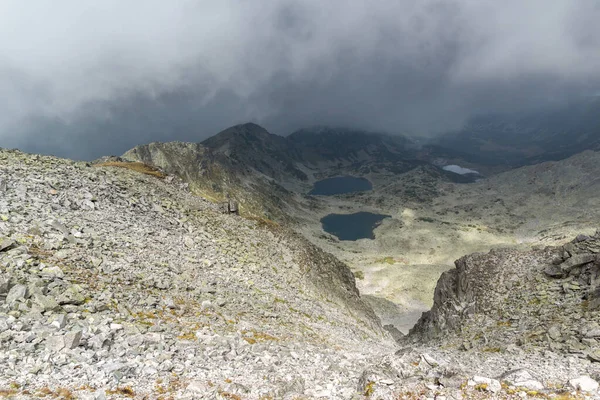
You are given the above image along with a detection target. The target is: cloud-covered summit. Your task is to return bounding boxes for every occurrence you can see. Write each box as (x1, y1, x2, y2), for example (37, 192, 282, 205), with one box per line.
(1, 0, 599, 159)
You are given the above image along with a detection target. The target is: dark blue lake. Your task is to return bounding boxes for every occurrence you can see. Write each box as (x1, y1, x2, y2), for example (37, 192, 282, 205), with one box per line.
(309, 176, 372, 196)
(321, 212, 391, 241)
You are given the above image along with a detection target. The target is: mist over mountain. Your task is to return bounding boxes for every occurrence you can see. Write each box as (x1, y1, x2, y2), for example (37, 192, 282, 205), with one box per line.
(2, 1, 600, 159)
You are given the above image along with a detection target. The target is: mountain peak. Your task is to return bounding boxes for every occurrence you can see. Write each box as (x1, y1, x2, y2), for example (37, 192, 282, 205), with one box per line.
(201, 122, 281, 151)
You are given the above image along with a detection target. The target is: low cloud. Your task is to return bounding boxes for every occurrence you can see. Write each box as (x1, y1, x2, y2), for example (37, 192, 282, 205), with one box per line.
(1, 0, 599, 159)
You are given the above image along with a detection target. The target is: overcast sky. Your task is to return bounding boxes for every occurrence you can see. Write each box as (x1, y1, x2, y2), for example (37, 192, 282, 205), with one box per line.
(1, 0, 599, 159)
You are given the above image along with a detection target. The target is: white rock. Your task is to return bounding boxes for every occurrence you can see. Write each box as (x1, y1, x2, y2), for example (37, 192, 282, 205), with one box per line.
(51, 314, 67, 329)
(514, 380, 544, 391)
(421, 353, 440, 367)
(110, 323, 123, 331)
(186, 380, 210, 395)
(469, 376, 501, 393)
(501, 369, 544, 391)
(201, 300, 212, 309)
(569, 376, 599, 393)
(46, 335, 65, 352)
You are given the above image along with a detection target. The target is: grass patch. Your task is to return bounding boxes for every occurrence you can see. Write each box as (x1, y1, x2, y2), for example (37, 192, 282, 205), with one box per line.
(483, 347, 502, 353)
(106, 386, 135, 398)
(0, 389, 18, 397)
(96, 162, 166, 179)
(245, 215, 280, 229)
(33, 387, 76, 399)
(375, 257, 396, 265)
(241, 330, 278, 344)
(218, 391, 242, 400)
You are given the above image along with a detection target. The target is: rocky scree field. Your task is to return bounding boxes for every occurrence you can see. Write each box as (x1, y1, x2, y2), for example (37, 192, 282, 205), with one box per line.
(0, 148, 394, 399)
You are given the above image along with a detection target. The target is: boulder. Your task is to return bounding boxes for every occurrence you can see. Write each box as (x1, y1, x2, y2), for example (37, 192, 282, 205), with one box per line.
(6, 284, 28, 304)
(568, 376, 599, 393)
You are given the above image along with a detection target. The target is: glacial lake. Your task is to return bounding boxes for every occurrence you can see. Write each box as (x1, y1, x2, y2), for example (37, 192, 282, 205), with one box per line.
(321, 212, 391, 241)
(309, 176, 372, 196)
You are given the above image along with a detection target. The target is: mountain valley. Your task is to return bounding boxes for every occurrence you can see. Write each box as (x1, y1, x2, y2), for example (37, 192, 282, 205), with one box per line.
(1, 122, 600, 399)
(123, 123, 600, 334)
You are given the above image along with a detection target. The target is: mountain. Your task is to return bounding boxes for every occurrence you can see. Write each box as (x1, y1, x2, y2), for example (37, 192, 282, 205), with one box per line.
(2, 147, 600, 397)
(428, 97, 600, 169)
(288, 127, 423, 175)
(202, 123, 308, 182)
(120, 123, 600, 332)
(122, 123, 433, 221)
(122, 126, 302, 221)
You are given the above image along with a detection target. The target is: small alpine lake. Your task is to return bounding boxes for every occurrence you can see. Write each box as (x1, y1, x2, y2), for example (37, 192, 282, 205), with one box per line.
(309, 176, 372, 196)
(321, 212, 391, 241)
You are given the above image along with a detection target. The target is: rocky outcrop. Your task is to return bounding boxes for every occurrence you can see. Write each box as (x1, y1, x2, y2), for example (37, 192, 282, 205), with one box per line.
(410, 231, 600, 358)
(122, 140, 300, 221)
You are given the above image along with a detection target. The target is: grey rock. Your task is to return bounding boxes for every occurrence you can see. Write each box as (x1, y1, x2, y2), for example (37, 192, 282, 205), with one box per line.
(587, 348, 600, 362)
(584, 328, 600, 338)
(40, 266, 64, 279)
(421, 353, 440, 367)
(0, 274, 12, 295)
(46, 335, 65, 352)
(0, 239, 15, 252)
(548, 325, 562, 341)
(57, 286, 86, 305)
(383, 324, 404, 342)
(6, 284, 28, 304)
(64, 330, 82, 349)
(32, 293, 61, 312)
(500, 369, 544, 391)
(51, 314, 67, 329)
(544, 265, 563, 278)
(49, 220, 69, 235)
(560, 254, 596, 273)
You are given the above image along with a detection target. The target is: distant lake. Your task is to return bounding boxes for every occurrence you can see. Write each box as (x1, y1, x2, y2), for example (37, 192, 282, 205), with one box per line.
(321, 212, 391, 241)
(309, 176, 372, 196)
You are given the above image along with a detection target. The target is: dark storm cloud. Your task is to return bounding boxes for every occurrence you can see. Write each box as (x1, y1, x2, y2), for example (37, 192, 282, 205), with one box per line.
(1, 0, 599, 159)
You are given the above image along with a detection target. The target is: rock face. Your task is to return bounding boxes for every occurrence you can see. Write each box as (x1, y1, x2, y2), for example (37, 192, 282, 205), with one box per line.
(122, 139, 302, 222)
(410, 231, 600, 358)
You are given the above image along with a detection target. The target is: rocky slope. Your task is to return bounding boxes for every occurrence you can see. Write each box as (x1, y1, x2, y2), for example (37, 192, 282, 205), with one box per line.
(411, 232, 600, 351)
(2, 148, 600, 398)
(0, 148, 392, 399)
